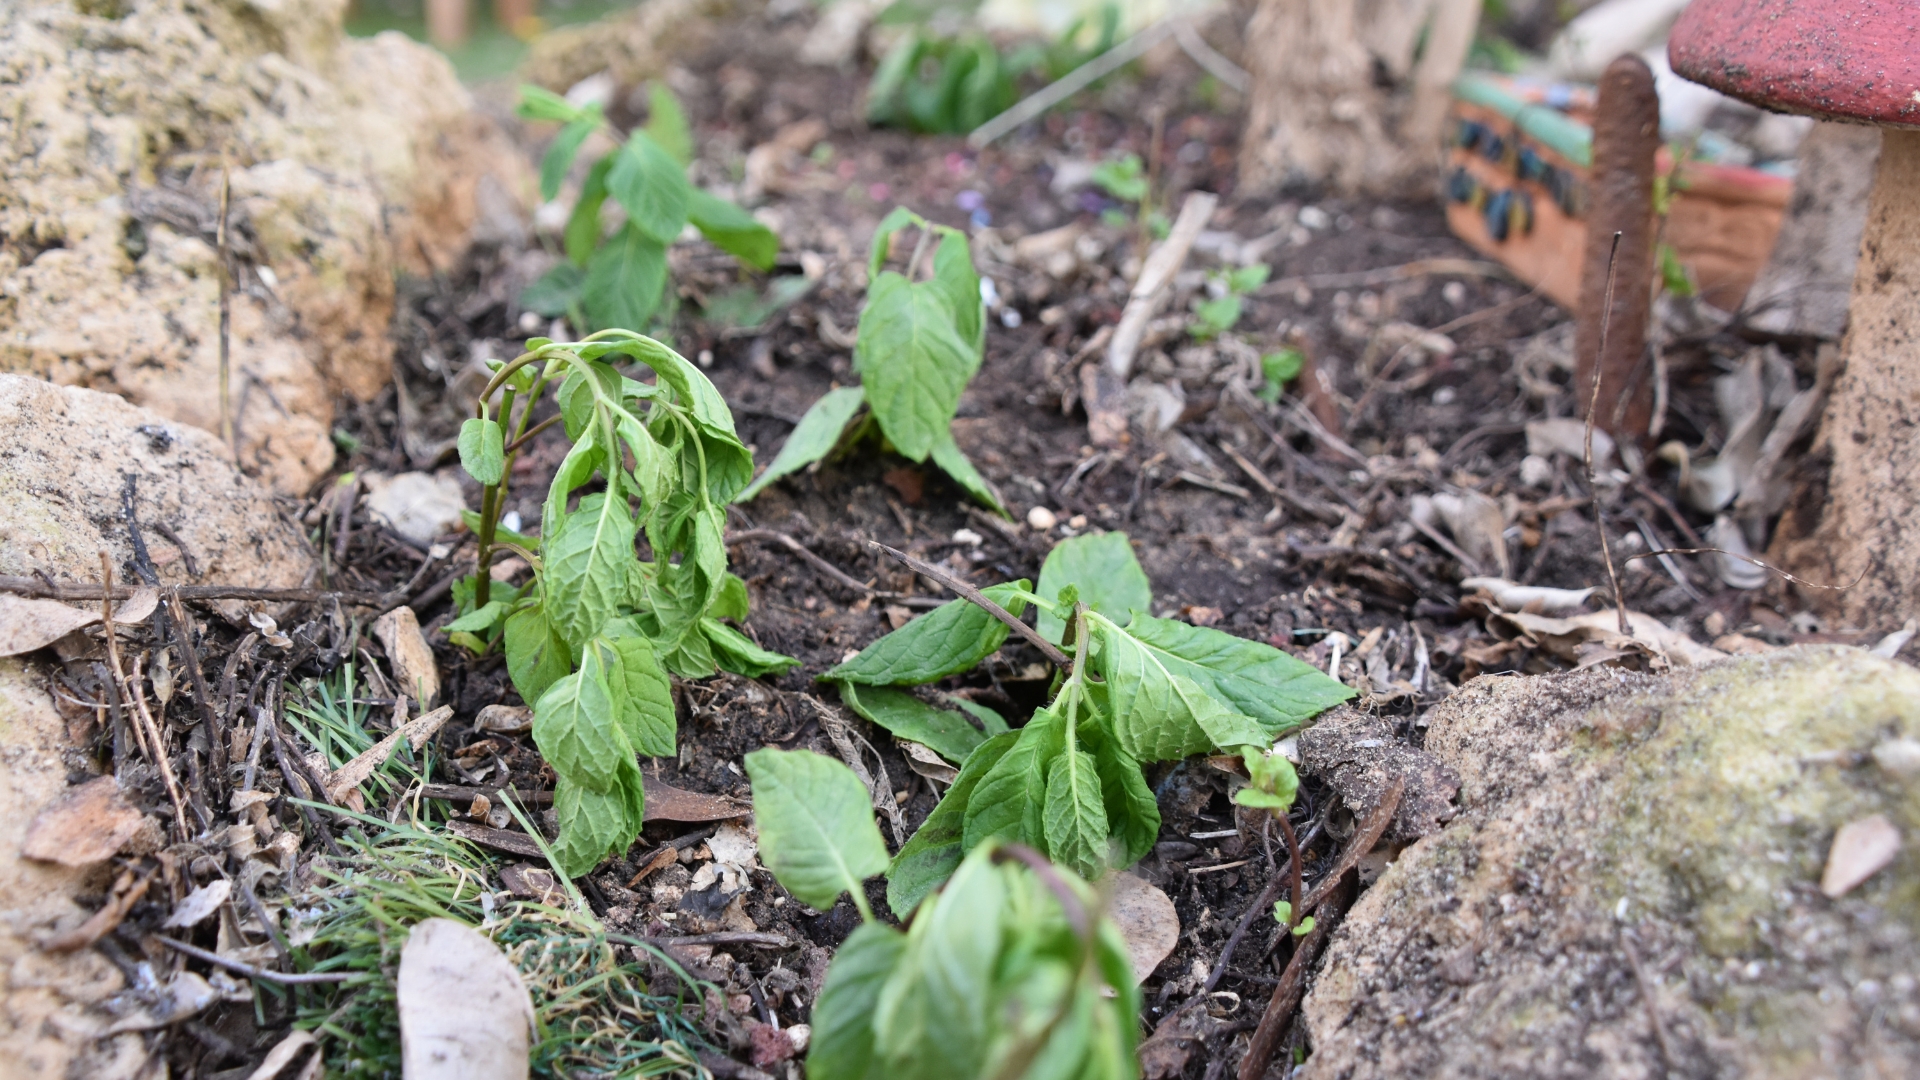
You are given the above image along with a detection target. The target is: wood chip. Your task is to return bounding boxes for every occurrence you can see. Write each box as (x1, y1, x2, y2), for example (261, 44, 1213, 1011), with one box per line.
(446, 821, 546, 859)
(324, 705, 452, 803)
(21, 775, 147, 866)
(372, 605, 440, 708)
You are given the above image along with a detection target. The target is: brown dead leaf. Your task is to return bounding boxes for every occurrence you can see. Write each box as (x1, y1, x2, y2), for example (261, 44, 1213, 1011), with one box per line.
(897, 741, 959, 785)
(22, 775, 146, 866)
(1109, 872, 1179, 985)
(747, 1020, 802, 1066)
(475, 704, 533, 735)
(0, 594, 101, 656)
(244, 1030, 319, 1080)
(1821, 814, 1902, 898)
(881, 466, 924, 505)
(373, 605, 439, 707)
(500, 863, 564, 905)
(325, 706, 452, 802)
(1488, 609, 1727, 669)
(644, 780, 750, 823)
(398, 918, 535, 1080)
(163, 878, 232, 929)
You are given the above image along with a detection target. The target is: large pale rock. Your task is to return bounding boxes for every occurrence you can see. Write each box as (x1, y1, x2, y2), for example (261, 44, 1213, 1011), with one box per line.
(1304, 647, 1920, 1078)
(0, 0, 531, 492)
(518, 0, 721, 91)
(0, 375, 315, 1076)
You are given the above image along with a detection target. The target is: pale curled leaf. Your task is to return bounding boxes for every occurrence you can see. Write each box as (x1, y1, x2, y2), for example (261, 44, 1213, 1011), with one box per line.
(397, 918, 535, 1080)
(1821, 814, 1902, 898)
(746, 748, 890, 911)
(0, 593, 103, 656)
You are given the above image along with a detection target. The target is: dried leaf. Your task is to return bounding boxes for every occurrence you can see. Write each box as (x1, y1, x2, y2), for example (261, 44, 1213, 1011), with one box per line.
(1525, 417, 1614, 467)
(1109, 872, 1179, 985)
(103, 970, 217, 1033)
(642, 780, 749, 823)
(373, 605, 440, 707)
(325, 706, 452, 802)
(21, 775, 146, 866)
(244, 1030, 318, 1080)
(1459, 577, 1597, 614)
(1821, 814, 1902, 898)
(475, 705, 533, 734)
(898, 740, 959, 785)
(1430, 491, 1509, 577)
(0, 594, 101, 656)
(164, 879, 232, 929)
(398, 918, 535, 1080)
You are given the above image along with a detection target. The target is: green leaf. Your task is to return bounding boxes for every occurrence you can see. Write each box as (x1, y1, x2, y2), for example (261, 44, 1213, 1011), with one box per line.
(444, 599, 509, 635)
(931, 226, 984, 356)
(928, 428, 1008, 516)
(1234, 747, 1299, 812)
(886, 731, 1017, 916)
(823, 581, 1031, 686)
(688, 188, 779, 272)
(854, 273, 976, 462)
(948, 695, 1008, 735)
(463, 510, 537, 550)
(702, 618, 800, 678)
(588, 633, 676, 757)
(504, 604, 571, 706)
(550, 758, 646, 877)
(607, 131, 690, 244)
(532, 658, 630, 792)
(874, 845, 1004, 1076)
(565, 157, 613, 267)
(1043, 749, 1109, 880)
(1227, 264, 1272, 294)
(1191, 294, 1242, 339)
(746, 748, 891, 911)
(735, 385, 866, 502)
(1035, 531, 1151, 645)
(807, 922, 907, 1080)
(1117, 615, 1356, 736)
(582, 223, 668, 333)
(837, 682, 985, 765)
(521, 262, 587, 318)
(963, 705, 1064, 852)
(458, 417, 507, 486)
(866, 35, 922, 127)
(545, 489, 636, 649)
(518, 84, 583, 123)
(1087, 724, 1159, 868)
(540, 116, 598, 202)
(1094, 617, 1270, 761)
(867, 205, 921, 279)
(1092, 154, 1148, 202)
(642, 82, 693, 166)
(713, 573, 751, 621)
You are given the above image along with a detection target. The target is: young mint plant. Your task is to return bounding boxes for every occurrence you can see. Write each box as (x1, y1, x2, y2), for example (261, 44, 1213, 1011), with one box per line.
(518, 83, 778, 333)
(744, 747, 1141, 1080)
(449, 329, 796, 876)
(735, 207, 1007, 514)
(1255, 346, 1305, 404)
(1190, 263, 1271, 340)
(819, 531, 1353, 913)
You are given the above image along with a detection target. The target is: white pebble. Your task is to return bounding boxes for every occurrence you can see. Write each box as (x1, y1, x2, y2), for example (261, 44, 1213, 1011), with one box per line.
(1026, 506, 1058, 531)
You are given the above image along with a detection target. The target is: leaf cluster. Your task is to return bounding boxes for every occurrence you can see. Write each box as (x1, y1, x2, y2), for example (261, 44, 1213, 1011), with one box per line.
(517, 84, 778, 333)
(1190, 263, 1271, 341)
(736, 208, 1006, 514)
(746, 748, 1140, 1080)
(452, 331, 796, 876)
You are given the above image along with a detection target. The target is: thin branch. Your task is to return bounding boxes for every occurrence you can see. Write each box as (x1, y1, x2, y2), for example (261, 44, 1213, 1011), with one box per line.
(726, 531, 941, 608)
(0, 577, 391, 606)
(155, 935, 355, 984)
(1235, 871, 1355, 1080)
(868, 542, 1072, 669)
(1200, 819, 1325, 996)
(1300, 775, 1404, 916)
(1586, 231, 1631, 636)
(1626, 549, 1864, 591)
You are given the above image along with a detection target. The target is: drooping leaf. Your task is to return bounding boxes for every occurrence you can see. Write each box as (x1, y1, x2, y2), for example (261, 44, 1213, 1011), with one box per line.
(504, 604, 571, 706)
(532, 656, 630, 792)
(931, 226, 984, 357)
(688, 188, 779, 272)
(1043, 749, 1109, 880)
(822, 581, 1031, 686)
(854, 272, 976, 463)
(806, 922, 907, 1080)
(745, 748, 890, 911)
(549, 758, 647, 877)
(1117, 615, 1356, 735)
(544, 493, 636, 649)
(736, 385, 866, 502)
(641, 82, 693, 166)
(886, 730, 1017, 917)
(521, 261, 587, 318)
(457, 417, 507, 486)
(444, 599, 510, 635)
(540, 116, 599, 201)
(605, 131, 690, 244)
(928, 428, 1009, 516)
(713, 573, 750, 621)
(1035, 531, 1151, 645)
(836, 682, 985, 765)
(962, 706, 1064, 852)
(1094, 618, 1269, 761)
(588, 633, 676, 757)
(582, 223, 668, 333)
(874, 845, 1004, 1078)
(1086, 724, 1160, 869)
(702, 618, 800, 678)
(565, 157, 613, 266)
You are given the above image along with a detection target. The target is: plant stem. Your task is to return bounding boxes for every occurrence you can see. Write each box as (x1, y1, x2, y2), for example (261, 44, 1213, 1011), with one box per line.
(1274, 809, 1304, 931)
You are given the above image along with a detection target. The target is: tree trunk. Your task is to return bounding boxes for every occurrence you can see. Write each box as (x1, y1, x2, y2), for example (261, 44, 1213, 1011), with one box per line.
(1770, 130, 1920, 629)
(1238, 0, 1483, 197)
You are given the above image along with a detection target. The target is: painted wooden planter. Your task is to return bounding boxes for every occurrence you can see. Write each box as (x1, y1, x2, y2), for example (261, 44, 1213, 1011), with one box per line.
(1444, 74, 1791, 312)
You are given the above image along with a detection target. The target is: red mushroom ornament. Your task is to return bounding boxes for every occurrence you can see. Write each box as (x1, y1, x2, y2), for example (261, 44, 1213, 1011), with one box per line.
(1670, 0, 1920, 628)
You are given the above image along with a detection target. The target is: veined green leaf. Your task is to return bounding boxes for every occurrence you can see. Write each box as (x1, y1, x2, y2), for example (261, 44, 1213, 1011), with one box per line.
(1086, 723, 1159, 868)
(854, 272, 976, 463)
(713, 573, 750, 621)
(582, 223, 668, 333)
(836, 682, 985, 765)
(931, 226, 984, 357)
(517, 84, 584, 123)
(928, 428, 1008, 516)
(642, 81, 693, 166)
(702, 618, 800, 678)
(504, 604, 571, 706)
(540, 116, 598, 201)
(1234, 748, 1300, 812)
(444, 599, 510, 635)
(1094, 617, 1269, 761)
(588, 633, 675, 757)
(874, 845, 1004, 1078)
(565, 157, 613, 267)
(886, 730, 1017, 917)
(550, 758, 647, 877)
(806, 922, 907, 1080)
(1118, 615, 1356, 735)
(822, 581, 1031, 686)
(606, 131, 690, 243)
(1035, 531, 1151, 645)
(688, 188, 779, 272)
(545, 492, 636, 649)
(963, 706, 1064, 852)
(1043, 749, 1108, 880)
(543, 424, 605, 540)
(735, 385, 865, 502)
(521, 261, 587, 319)
(458, 417, 507, 486)
(746, 748, 890, 912)
(614, 411, 668, 508)
(532, 657, 630, 792)
(948, 695, 1008, 735)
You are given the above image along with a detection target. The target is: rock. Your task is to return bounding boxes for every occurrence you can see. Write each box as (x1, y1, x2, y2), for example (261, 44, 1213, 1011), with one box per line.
(362, 471, 467, 547)
(19, 776, 147, 868)
(0, 0, 531, 492)
(1302, 647, 1920, 1078)
(1298, 706, 1459, 843)
(518, 0, 721, 92)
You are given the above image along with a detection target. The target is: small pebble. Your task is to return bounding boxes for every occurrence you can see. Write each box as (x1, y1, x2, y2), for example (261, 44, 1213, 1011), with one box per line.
(1026, 506, 1058, 531)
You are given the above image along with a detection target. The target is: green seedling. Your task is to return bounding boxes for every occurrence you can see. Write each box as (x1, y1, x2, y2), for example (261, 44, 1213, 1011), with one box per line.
(1092, 152, 1170, 240)
(819, 531, 1352, 913)
(450, 329, 796, 876)
(735, 207, 1007, 513)
(745, 747, 1141, 1080)
(1272, 901, 1315, 938)
(1255, 347, 1305, 404)
(518, 83, 778, 333)
(1190, 263, 1271, 340)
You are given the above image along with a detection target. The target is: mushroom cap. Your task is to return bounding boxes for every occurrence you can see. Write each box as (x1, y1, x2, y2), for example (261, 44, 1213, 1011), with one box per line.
(1668, 0, 1920, 128)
